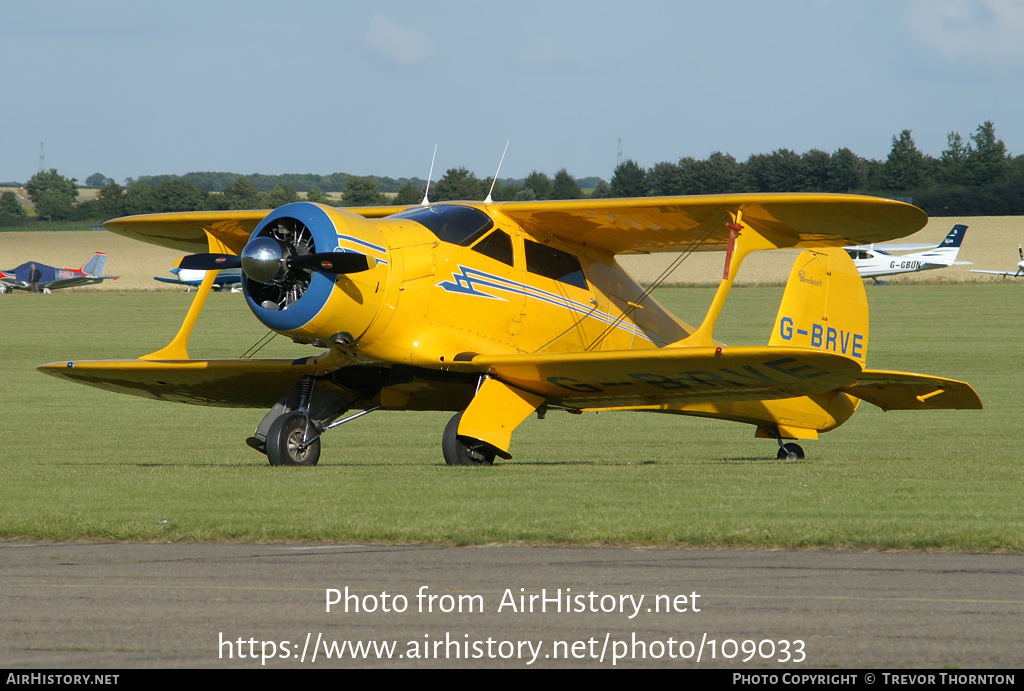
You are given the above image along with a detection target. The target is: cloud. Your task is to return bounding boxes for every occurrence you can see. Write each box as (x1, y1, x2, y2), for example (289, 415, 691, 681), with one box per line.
(366, 13, 433, 67)
(904, 0, 1024, 63)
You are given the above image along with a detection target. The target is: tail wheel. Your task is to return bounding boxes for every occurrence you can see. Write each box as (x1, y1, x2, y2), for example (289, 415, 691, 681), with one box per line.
(777, 442, 805, 461)
(266, 412, 321, 467)
(442, 412, 495, 466)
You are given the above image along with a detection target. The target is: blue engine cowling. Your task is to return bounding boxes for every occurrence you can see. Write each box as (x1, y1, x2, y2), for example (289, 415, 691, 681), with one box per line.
(243, 202, 353, 334)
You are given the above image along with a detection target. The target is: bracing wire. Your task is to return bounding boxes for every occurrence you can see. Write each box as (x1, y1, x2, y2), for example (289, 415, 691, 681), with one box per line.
(240, 330, 278, 359)
(583, 216, 725, 352)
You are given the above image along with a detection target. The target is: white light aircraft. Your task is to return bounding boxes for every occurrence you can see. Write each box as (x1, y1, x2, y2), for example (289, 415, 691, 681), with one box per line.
(845, 224, 969, 284)
(970, 244, 1024, 280)
(155, 266, 243, 292)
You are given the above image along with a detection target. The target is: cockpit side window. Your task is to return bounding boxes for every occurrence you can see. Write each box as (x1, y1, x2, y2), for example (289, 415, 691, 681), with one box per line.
(471, 230, 514, 267)
(524, 239, 587, 290)
(390, 205, 494, 246)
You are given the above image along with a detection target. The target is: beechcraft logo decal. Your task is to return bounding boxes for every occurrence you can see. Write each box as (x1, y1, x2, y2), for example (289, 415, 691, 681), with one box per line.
(436, 265, 509, 300)
(437, 265, 670, 346)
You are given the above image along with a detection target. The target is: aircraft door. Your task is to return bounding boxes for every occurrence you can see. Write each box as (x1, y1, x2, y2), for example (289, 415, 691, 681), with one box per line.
(516, 239, 604, 354)
(430, 227, 526, 355)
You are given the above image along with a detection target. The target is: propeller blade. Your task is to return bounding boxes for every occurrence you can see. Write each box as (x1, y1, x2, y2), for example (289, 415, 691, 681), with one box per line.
(178, 254, 242, 271)
(288, 252, 373, 274)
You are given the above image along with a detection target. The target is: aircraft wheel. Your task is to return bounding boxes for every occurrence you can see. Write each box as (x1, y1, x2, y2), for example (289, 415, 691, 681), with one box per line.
(442, 412, 495, 466)
(266, 412, 320, 467)
(777, 443, 805, 461)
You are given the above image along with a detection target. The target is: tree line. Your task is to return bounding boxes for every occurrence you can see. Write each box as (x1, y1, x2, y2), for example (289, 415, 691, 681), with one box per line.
(3, 120, 1021, 225)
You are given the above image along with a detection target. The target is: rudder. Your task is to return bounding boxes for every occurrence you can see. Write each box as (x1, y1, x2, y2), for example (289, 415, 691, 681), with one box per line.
(769, 248, 869, 367)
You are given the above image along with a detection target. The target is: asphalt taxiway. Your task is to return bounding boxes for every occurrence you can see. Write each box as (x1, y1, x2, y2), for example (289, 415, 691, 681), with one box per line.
(1, 543, 1020, 668)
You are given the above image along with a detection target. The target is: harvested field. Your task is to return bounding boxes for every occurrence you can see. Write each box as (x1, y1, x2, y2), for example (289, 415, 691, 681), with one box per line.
(0, 215, 1021, 291)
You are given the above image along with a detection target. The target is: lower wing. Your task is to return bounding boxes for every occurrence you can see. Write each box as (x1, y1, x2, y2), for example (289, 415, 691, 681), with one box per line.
(473, 345, 863, 409)
(1, 277, 27, 290)
(45, 276, 120, 290)
(37, 358, 323, 408)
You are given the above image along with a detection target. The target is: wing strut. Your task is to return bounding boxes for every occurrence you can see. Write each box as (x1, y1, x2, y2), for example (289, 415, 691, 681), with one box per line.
(139, 230, 234, 361)
(680, 211, 782, 347)
(583, 213, 722, 352)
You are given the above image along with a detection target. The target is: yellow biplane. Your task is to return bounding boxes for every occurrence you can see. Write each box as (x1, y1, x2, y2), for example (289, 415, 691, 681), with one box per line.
(39, 194, 982, 465)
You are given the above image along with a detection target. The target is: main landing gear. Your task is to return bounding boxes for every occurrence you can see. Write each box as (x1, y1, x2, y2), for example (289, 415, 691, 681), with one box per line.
(442, 411, 497, 466)
(776, 441, 805, 461)
(265, 411, 321, 466)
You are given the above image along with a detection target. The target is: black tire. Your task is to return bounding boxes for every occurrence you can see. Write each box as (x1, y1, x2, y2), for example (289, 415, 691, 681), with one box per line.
(442, 412, 495, 466)
(776, 442, 805, 461)
(266, 412, 321, 467)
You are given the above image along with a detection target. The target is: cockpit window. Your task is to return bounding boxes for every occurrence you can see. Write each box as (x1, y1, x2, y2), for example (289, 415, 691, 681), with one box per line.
(471, 230, 514, 267)
(524, 239, 588, 290)
(391, 205, 494, 246)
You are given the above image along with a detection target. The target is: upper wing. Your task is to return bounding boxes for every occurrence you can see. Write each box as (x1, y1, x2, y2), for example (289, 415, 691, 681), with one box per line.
(840, 370, 982, 411)
(473, 345, 863, 409)
(104, 210, 268, 254)
(496, 193, 927, 255)
(104, 205, 411, 254)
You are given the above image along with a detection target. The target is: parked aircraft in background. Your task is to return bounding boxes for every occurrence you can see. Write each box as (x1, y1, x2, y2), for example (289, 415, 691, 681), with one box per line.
(0, 253, 119, 293)
(845, 224, 970, 284)
(40, 196, 981, 466)
(970, 244, 1024, 280)
(155, 266, 243, 292)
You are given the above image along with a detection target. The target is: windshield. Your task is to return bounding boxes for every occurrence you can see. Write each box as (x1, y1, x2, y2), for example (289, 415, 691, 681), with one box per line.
(391, 205, 494, 246)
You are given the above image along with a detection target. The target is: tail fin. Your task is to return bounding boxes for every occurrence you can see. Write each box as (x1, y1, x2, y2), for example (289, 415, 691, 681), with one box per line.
(770, 248, 869, 367)
(915, 224, 967, 268)
(81, 252, 107, 276)
(939, 224, 967, 249)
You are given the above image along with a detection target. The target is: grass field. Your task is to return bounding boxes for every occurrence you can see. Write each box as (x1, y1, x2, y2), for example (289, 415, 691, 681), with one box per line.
(1, 282, 1020, 550)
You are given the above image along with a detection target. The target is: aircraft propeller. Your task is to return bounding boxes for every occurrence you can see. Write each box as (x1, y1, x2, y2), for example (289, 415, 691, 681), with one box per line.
(178, 237, 372, 285)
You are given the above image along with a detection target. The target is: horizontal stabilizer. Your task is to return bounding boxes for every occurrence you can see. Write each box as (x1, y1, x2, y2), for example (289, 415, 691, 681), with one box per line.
(840, 370, 982, 411)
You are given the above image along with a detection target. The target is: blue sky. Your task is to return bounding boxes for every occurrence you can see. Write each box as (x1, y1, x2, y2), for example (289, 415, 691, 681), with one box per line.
(3, 0, 1023, 184)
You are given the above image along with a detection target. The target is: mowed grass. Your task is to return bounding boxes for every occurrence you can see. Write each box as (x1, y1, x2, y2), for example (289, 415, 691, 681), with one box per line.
(1, 285, 1021, 549)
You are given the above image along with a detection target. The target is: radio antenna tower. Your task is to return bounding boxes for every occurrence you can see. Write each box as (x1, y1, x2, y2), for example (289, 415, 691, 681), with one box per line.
(38, 142, 45, 172)
(616, 138, 623, 167)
